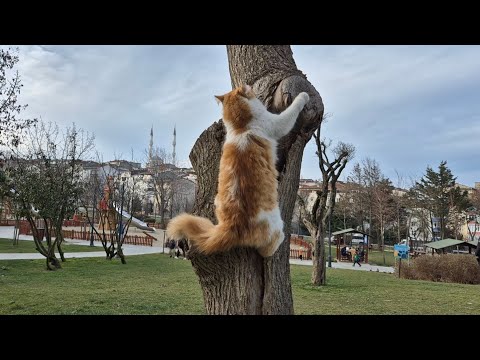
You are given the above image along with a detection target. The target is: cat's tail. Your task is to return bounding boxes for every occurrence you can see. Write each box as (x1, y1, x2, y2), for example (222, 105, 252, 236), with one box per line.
(166, 213, 235, 255)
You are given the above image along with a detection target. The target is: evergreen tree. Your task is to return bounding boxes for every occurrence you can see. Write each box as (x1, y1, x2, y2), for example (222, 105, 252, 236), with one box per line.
(414, 161, 470, 239)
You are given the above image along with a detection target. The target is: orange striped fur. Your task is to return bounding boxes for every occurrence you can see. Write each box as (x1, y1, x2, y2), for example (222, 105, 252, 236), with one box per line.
(167, 85, 309, 257)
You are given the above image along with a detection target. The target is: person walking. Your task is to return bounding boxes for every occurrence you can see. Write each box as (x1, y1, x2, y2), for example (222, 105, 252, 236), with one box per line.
(352, 248, 361, 267)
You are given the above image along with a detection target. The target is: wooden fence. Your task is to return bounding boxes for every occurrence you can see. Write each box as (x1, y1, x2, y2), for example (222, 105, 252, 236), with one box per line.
(61, 230, 153, 246)
(289, 235, 313, 260)
(289, 248, 312, 260)
(1, 220, 153, 247)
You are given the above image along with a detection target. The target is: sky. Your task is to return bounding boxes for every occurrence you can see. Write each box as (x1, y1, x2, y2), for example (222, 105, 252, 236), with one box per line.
(7, 45, 480, 188)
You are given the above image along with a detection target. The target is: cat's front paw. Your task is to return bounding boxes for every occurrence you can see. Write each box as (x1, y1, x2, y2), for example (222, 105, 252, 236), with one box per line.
(297, 92, 310, 107)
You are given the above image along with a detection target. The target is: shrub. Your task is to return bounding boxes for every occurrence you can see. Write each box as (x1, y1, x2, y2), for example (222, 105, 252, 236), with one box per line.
(396, 254, 480, 284)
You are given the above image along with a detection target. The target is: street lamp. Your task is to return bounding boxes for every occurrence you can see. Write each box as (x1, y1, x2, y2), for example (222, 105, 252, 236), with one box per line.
(89, 172, 99, 247)
(90, 179, 97, 247)
(118, 176, 126, 242)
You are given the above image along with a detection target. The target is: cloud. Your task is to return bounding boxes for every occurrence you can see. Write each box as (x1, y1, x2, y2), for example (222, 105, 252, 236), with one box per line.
(293, 45, 480, 186)
(6, 45, 479, 187)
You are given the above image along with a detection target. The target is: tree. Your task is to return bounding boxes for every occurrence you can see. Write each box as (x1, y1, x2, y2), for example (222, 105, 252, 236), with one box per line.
(0, 47, 36, 152)
(187, 45, 324, 314)
(405, 177, 432, 247)
(4, 121, 94, 270)
(346, 163, 369, 235)
(79, 158, 136, 264)
(372, 177, 395, 265)
(147, 146, 178, 228)
(470, 188, 480, 210)
(414, 161, 470, 240)
(392, 170, 409, 244)
(298, 133, 354, 285)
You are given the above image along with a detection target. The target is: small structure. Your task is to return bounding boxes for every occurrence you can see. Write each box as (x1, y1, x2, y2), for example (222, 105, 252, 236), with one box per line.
(98, 176, 118, 231)
(424, 238, 478, 255)
(331, 228, 369, 263)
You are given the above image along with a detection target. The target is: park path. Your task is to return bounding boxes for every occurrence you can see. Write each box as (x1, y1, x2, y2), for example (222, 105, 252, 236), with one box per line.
(0, 226, 165, 260)
(0, 226, 395, 273)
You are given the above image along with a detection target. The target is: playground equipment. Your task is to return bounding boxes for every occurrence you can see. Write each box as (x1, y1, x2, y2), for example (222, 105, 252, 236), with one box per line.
(113, 204, 155, 232)
(98, 176, 155, 233)
(98, 177, 117, 232)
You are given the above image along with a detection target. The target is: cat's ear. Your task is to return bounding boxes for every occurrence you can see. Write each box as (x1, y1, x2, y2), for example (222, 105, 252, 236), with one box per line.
(214, 95, 225, 104)
(239, 84, 254, 98)
(242, 84, 252, 94)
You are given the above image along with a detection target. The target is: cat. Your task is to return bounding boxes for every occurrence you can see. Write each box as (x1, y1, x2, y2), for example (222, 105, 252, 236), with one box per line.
(166, 84, 309, 257)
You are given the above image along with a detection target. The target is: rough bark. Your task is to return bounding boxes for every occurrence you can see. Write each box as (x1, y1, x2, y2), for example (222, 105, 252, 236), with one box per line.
(188, 45, 324, 315)
(312, 230, 327, 285)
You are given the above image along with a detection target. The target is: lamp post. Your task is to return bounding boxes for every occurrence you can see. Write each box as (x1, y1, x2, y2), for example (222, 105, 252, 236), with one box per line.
(118, 177, 126, 243)
(328, 210, 332, 267)
(89, 173, 99, 247)
(90, 184, 97, 247)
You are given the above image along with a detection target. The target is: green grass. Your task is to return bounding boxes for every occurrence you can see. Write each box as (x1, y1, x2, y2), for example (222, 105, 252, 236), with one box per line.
(367, 250, 395, 267)
(291, 265, 480, 314)
(0, 254, 204, 315)
(1, 254, 478, 315)
(0, 238, 102, 253)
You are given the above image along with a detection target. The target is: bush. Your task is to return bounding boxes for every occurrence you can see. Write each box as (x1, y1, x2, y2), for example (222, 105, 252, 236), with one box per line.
(397, 254, 480, 284)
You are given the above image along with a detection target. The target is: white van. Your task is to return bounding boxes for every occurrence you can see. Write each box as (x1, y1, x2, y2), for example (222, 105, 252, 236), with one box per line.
(352, 233, 365, 245)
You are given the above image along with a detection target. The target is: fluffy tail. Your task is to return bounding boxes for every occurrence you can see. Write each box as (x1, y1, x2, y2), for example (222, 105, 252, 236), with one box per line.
(166, 213, 236, 255)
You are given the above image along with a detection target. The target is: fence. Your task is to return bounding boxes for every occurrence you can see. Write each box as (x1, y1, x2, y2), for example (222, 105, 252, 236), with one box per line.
(61, 230, 153, 246)
(0, 219, 18, 226)
(289, 248, 312, 260)
(290, 236, 312, 249)
(3, 221, 153, 247)
(289, 235, 313, 260)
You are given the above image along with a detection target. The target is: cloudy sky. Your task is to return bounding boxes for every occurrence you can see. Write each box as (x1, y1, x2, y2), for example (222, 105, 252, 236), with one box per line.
(8, 45, 480, 188)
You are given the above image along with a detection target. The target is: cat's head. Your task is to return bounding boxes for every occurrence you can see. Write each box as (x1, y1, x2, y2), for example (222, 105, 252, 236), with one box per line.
(215, 84, 256, 131)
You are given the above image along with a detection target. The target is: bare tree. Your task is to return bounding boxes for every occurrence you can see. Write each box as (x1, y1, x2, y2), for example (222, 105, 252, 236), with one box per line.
(297, 132, 354, 285)
(405, 176, 432, 247)
(470, 188, 480, 210)
(372, 178, 395, 265)
(392, 170, 408, 244)
(346, 163, 369, 235)
(187, 46, 324, 314)
(334, 181, 358, 230)
(79, 155, 135, 264)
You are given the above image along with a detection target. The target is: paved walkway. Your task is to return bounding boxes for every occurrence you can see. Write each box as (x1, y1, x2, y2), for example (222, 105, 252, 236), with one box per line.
(289, 258, 394, 273)
(0, 226, 395, 273)
(0, 226, 165, 260)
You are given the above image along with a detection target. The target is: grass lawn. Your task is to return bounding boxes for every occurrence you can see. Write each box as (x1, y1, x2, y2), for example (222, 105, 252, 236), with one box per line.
(0, 238, 102, 253)
(1, 253, 478, 315)
(367, 250, 395, 267)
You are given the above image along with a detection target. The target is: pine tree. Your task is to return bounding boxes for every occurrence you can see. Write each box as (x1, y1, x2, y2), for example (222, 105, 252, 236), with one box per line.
(415, 161, 470, 239)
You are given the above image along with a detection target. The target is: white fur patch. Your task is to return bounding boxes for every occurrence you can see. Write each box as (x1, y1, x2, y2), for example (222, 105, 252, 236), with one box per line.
(256, 207, 283, 235)
(225, 131, 251, 151)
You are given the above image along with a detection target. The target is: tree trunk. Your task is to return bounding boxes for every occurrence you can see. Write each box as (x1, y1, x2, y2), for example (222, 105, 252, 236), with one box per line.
(56, 227, 66, 262)
(312, 229, 326, 285)
(188, 46, 324, 314)
(381, 220, 386, 265)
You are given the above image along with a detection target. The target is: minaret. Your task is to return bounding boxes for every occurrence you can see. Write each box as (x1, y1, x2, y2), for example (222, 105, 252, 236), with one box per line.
(148, 126, 153, 165)
(172, 125, 176, 166)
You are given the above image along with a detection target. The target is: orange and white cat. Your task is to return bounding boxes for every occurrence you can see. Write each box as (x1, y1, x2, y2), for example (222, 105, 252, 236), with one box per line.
(166, 84, 309, 257)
